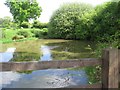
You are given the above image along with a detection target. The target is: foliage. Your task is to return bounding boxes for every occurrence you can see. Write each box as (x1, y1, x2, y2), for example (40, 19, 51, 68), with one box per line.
(0, 16, 19, 29)
(20, 21, 30, 28)
(95, 30, 120, 58)
(48, 3, 93, 39)
(11, 52, 40, 62)
(31, 28, 48, 38)
(1, 28, 37, 43)
(40, 28, 48, 36)
(85, 66, 101, 84)
(5, 0, 42, 24)
(10, 22, 19, 29)
(3, 29, 18, 39)
(32, 20, 48, 29)
(0, 28, 18, 43)
(111, 31, 120, 49)
(76, 1, 120, 41)
(0, 29, 6, 38)
(0, 16, 14, 28)
(17, 29, 31, 38)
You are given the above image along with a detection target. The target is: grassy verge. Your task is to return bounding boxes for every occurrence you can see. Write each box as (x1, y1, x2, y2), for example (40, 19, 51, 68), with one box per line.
(0, 28, 48, 44)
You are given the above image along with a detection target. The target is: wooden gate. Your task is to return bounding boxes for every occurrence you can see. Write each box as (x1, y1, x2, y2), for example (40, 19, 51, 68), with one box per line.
(0, 49, 119, 89)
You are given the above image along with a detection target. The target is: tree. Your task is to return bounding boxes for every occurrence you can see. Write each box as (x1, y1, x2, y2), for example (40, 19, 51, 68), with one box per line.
(76, 1, 120, 41)
(48, 3, 93, 39)
(5, 0, 42, 24)
(0, 16, 12, 28)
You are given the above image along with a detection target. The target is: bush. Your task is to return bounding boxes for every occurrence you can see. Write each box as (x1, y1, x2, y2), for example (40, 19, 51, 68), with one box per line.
(33, 30, 42, 38)
(31, 28, 48, 38)
(10, 22, 19, 29)
(3, 29, 18, 39)
(0, 16, 12, 28)
(17, 30, 30, 38)
(20, 21, 30, 28)
(41, 28, 48, 36)
(48, 3, 93, 39)
(111, 31, 120, 49)
(76, 1, 120, 41)
(32, 20, 48, 29)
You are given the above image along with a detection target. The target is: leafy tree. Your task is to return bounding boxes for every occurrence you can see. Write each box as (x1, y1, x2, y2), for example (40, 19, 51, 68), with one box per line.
(76, 1, 120, 41)
(5, 0, 42, 24)
(0, 16, 12, 28)
(48, 3, 93, 39)
(0, 16, 19, 29)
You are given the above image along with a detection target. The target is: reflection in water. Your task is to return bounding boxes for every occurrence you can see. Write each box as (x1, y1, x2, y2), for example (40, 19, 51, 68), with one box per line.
(1, 45, 88, 88)
(0, 71, 21, 88)
(0, 48, 16, 62)
(40, 45, 52, 61)
(11, 52, 40, 62)
(40, 45, 59, 61)
(1, 69, 88, 88)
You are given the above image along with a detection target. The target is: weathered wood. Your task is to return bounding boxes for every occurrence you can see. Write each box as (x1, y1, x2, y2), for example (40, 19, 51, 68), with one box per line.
(0, 58, 101, 71)
(102, 49, 119, 88)
(118, 49, 120, 88)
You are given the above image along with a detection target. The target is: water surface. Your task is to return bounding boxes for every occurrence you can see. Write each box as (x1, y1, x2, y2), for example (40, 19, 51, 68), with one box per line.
(0, 39, 96, 62)
(1, 39, 96, 88)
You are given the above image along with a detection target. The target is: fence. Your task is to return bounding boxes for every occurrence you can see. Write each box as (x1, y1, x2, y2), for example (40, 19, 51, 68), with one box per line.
(0, 48, 119, 88)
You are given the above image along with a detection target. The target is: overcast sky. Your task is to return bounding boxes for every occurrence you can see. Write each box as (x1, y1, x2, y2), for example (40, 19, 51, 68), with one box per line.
(0, 0, 110, 23)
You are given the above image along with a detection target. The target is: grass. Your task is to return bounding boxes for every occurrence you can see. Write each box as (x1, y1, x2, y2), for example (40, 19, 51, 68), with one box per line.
(0, 28, 39, 44)
(4, 29, 17, 39)
(1, 28, 49, 44)
(84, 66, 101, 84)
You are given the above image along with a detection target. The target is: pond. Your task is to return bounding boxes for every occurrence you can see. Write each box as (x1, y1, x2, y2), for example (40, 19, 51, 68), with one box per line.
(0, 39, 97, 88)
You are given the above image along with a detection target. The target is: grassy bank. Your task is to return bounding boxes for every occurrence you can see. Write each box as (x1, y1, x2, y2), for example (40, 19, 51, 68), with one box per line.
(0, 28, 48, 43)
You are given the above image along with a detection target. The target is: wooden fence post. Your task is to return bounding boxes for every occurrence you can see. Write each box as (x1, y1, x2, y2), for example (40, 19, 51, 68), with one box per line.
(102, 48, 119, 88)
(118, 49, 120, 88)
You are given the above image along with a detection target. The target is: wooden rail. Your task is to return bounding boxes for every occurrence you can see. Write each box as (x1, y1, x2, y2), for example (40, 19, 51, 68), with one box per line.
(0, 58, 101, 71)
(0, 49, 119, 89)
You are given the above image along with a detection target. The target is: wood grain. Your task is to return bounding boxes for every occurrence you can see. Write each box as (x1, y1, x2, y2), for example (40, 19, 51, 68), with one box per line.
(0, 58, 101, 71)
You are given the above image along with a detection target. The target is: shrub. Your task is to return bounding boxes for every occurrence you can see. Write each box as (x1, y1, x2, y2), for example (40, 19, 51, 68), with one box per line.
(111, 31, 120, 49)
(48, 3, 93, 39)
(32, 20, 48, 29)
(17, 30, 30, 38)
(10, 22, 19, 29)
(32, 29, 42, 38)
(41, 28, 48, 36)
(76, 1, 120, 41)
(0, 16, 12, 28)
(3, 29, 18, 39)
(31, 28, 48, 38)
(20, 21, 29, 28)
(39, 23, 48, 28)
